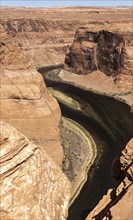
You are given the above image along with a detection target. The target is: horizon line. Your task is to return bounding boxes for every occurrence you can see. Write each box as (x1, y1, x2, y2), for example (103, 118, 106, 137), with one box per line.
(1, 5, 132, 8)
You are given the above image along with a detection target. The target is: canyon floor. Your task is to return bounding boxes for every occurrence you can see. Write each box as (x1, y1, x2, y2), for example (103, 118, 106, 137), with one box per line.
(0, 6, 133, 220)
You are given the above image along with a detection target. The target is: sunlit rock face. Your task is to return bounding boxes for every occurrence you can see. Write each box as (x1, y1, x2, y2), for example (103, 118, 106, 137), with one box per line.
(0, 120, 71, 220)
(64, 27, 132, 76)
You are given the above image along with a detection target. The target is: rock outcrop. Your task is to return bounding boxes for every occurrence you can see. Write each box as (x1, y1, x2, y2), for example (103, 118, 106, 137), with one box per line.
(0, 18, 83, 67)
(0, 120, 71, 220)
(0, 65, 63, 166)
(0, 32, 31, 70)
(1, 6, 133, 220)
(1, 7, 132, 68)
(86, 138, 133, 220)
(0, 26, 63, 167)
(64, 27, 132, 77)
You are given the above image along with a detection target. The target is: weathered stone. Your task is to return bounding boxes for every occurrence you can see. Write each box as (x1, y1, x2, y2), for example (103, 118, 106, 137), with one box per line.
(0, 120, 71, 220)
(0, 67, 63, 166)
(64, 27, 132, 77)
(86, 138, 133, 220)
(0, 33, 31, 70)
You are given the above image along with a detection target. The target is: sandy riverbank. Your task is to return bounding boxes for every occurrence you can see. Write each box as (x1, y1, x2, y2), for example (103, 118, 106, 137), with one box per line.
(61, 117, 97, 206)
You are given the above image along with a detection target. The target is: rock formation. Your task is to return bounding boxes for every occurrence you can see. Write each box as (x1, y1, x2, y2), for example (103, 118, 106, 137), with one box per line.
(0, 65, 63, 166)
(0, 32, 31, 70)
(1, 7, 132, 67)
(86, 138, 133, 220)
(64, 27, 132, 77)
(39, 64, 133, 220)
(0, 17, 83, 67)
(0, 32, 63, 166)
(0, 120, 71, 220)
(0, 6, 133, 220)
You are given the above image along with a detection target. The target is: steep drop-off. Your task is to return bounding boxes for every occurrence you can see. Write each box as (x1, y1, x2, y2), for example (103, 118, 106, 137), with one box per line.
(0, 120, 71, 220)
(1, 6, 133, 220)
(64, 25, 133, 93)
(38, 64, 133, 220)
(1, 7, 132, 69)
(0, 31, 63, 166)
(86, 138, 133, 220)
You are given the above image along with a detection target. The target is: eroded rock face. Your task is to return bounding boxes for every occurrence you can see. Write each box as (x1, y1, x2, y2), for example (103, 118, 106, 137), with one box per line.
(64, 28, 131, 76)
(0, 18, 83, 67)
(0, 120, 71, 220)
(0, 67, 63, 166)
(86, 138, 133, 220)
(97, 30, 125, 75)
(0, 33, 31, 70)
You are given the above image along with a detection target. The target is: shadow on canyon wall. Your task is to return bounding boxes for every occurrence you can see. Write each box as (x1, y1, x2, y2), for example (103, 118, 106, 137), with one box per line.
(38, 66, 133, 220)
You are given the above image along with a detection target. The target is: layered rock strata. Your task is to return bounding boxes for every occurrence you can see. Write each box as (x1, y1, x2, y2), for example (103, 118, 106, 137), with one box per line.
(0, 18, 83, 67)
(64, 24, 133, 96)
(1, 7, 132, 68)
(0, 66, 63, 166)
(38, 65, 133, 220)
(0, 32, 31, 70)
(0, 120, 71, 220)
(64, 26, 132, 76)
(0, 31, 63, 166)
(86, 138, 133, 220)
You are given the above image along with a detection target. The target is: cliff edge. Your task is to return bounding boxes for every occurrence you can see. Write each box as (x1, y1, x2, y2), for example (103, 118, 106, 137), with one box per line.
(0, 120, 71, 220)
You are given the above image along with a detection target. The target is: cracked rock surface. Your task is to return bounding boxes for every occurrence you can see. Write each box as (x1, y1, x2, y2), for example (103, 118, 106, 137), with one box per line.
(0, 67, 63, 166)
(64, 26, 132, 77)
(0, 120, 71, 220)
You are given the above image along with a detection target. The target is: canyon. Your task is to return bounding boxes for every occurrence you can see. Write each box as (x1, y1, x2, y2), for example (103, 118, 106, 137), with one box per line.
(0, 6, 133, 220)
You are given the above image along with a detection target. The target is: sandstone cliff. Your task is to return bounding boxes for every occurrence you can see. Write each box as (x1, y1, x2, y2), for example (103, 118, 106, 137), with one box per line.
(0, 18, 83, 67)
(86, 138, 133, 220)
(64, 23, 133, 92)
(1, 7, 132, 68)
(0, 49, 63, 165)
(0, 66, 63, 166)
(0, 120, 71, 220)
(1, 6, 133, 220)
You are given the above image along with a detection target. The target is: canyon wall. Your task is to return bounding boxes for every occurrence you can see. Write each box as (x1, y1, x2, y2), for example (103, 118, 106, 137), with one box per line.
(0, 6, 133, 220)
(0, 18, 84, 67)
(0, 25, 63, 166)
(0, 65, 63, 165)
(86, 138, 133, 220)
(39, 65, 133, 219)
(64, 23, 133, 92)
(64, 27, 132, 76)
(62, 23, 133, 219)
(0, 120, 71, 220)
(0, 8, 74, 220)
(1, 7, 132, 67)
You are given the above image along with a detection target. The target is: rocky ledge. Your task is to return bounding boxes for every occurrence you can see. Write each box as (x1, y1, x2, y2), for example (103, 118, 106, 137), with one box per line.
(0, 120, 71, 220)
(0, 33, 63, 167)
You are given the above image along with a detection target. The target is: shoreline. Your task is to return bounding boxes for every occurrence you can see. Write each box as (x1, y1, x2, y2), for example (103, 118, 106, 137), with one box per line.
(61, 117, 97, 206)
